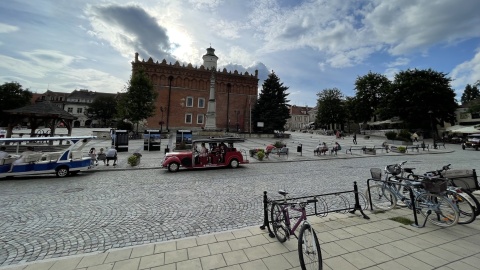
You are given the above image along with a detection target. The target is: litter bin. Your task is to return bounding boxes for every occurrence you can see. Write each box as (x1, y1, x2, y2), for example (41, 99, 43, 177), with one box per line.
(164, 145, 170, 154)
(114, 130, 129, 152)
(297, 144, 302, 156)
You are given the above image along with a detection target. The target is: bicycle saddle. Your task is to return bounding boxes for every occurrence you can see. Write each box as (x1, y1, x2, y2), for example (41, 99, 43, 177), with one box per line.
(278, 190, 288, 196)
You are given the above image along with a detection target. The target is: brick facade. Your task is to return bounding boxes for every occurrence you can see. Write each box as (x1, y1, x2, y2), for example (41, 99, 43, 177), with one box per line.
(132, 52, 259, 132)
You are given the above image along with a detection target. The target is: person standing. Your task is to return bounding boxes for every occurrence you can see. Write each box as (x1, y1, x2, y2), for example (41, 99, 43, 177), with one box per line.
(353, 133, 357, 145)
(89, 147, 97, 165)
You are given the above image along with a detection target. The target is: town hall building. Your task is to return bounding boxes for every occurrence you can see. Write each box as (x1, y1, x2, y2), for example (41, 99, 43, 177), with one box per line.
(131, 47, 259, 132)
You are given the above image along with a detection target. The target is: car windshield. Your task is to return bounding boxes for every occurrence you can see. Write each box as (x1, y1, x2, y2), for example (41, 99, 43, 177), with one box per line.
(468, 134, 480, 140)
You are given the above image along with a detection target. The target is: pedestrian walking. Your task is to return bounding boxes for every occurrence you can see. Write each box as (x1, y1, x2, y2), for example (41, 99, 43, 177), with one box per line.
(353, 132, 357, 145)
(412, 132, 419, 142)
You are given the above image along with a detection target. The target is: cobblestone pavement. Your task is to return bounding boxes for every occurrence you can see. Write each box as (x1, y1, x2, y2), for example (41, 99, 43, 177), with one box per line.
(1, 129, 479, 268)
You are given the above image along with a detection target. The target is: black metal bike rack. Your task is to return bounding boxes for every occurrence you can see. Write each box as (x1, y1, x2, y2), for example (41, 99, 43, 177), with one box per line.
(261, 181, 369, 238)
(366, 177, 427, 228)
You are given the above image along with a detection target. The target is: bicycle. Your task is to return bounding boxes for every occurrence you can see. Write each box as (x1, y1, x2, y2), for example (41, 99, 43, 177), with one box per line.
(367, 168, 460, 227)
(270, 190, 322, 270)
(405, 164, 479, 224)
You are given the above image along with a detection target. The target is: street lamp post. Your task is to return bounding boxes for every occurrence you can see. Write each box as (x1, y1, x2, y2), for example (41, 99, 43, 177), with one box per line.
(226, 83, 231, 132)
(166, 76, 173, 133)
(235, 110, 239, 132)
(428, 110, 437, 149)
(159, 107, 165, 134)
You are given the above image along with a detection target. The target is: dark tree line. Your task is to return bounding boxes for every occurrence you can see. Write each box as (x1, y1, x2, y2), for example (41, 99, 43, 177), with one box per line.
(315, 69, 464, 132)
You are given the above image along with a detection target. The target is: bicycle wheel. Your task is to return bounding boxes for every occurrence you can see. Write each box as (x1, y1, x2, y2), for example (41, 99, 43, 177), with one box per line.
(445, 190, 476, 224)
(459, 189, 480, 216)
(270, 202, 288, 243)
(415, 193, 459, 227)
(298, 223, 322, 270)
(365, 184, 396, 211)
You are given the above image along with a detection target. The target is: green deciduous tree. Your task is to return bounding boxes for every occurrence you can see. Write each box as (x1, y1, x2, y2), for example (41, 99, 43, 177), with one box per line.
(0, 82, 33, 136)
(386, 69, 457, 132)
(251, 72, 290, 133)
(354, 72, 391, 123)
(86, 95, 117, 127)
(461, 84, 480, 104)
(117, 69, 158, 132)
(315, 88, 346, 130)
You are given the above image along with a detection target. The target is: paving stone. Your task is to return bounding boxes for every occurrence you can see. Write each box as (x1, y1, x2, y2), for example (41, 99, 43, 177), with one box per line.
(164, 249, 188, 265)
(223, 250, 249, 265)
(262, 254, 292, 270)
(138, 253, 165, 269)
(239, 259, 268, 270)
(176, 258, 202, 270)
(227, 238, 251, 251)
(112, 258, 140, 270)
(77, 253, 108, 268)
(200, 254, 226, 270)
(242, 246, 270, 261)
(104, 249, 132, 263)
(187, 245, 210, 259)
(208, 241, 232, 255)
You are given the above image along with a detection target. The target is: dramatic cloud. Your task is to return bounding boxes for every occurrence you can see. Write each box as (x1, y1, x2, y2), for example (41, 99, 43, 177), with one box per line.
(86, 4, 175, 62)
(451, 50, 480, 90)
(0, 23, 19, 33)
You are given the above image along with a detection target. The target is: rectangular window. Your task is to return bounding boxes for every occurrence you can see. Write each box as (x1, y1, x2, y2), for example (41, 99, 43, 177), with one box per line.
(197, 114, 204, 124)
(185, 113, 193, 124)
(77, 108, 83, 114)
(186, 96, 193, 107)
(67, 107, 73, 113)
(198, 98, 205, 108)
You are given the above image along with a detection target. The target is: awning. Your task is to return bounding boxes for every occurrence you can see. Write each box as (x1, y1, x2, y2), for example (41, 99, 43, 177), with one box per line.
(367, 119, 403, 126)
(451, 126, 480, 134)
(445, 125, 465, 132)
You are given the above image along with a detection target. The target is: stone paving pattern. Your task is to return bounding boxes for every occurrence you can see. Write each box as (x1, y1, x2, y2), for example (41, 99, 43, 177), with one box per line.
(3, 209, 480, 270)
(0, 128, 474, 269)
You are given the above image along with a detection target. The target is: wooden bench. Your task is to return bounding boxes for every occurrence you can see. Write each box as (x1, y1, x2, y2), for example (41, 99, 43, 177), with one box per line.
(443, 169, 479, 192)
(373, 145, 389, 153)
(271, 147, 289, 158)
(434, 141, 446, 149)
(405, 145, 419, 153)
(345, 146, 366, 155)
(419, 143, 429, 151)
(277, 147, 289, 158)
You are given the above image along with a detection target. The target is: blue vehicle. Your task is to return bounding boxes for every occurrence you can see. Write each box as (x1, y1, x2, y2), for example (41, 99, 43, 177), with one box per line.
(0, 136, 96, 178)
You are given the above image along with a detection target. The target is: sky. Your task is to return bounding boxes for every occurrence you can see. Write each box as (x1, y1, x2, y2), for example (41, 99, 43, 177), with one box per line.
(0, 0, 479, 107)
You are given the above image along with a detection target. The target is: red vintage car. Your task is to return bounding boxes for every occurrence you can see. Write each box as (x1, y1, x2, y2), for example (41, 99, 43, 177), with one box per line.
(162, 137, 249, 172)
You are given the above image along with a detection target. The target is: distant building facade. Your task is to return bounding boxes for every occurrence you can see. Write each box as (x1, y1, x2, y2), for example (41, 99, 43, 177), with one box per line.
(286, 105, 313, 130)
(35, 89, 116, 127)
(131, 47, 259, 131)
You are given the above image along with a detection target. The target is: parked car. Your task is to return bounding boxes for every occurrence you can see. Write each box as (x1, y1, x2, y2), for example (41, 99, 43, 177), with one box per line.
(462, 134, 480, 150)
(0, 130, 6, 138)
(162, 137, 249, 172)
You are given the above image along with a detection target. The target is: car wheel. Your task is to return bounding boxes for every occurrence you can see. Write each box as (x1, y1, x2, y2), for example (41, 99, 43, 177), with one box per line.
(476, 146, 479, 151)
(229, 159, 239, 168)
(168, 162, 180, 172)
(56, 166, 69, 178)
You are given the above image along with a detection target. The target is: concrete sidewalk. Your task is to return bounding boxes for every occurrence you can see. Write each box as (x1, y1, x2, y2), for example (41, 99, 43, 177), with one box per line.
(3, 208, 480, 270)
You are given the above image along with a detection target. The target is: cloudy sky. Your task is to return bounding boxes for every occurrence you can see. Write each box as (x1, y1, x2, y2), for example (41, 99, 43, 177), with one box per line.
(1, 0, 479, 107)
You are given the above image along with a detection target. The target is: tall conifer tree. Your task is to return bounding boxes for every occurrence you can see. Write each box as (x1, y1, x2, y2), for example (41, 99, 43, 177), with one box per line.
(252, 72, 290, 133)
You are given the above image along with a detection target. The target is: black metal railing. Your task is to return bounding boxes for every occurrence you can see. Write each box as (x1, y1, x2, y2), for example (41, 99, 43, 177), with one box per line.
(261, 181, 369, 238)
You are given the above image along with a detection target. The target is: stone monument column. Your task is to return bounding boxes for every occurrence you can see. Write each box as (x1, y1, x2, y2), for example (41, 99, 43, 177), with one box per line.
(202, 47, 219, 130)
(204, 71, 217, 130)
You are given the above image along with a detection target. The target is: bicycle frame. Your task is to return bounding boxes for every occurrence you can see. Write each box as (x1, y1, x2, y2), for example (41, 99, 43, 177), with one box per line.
(278, 201, 308, 238)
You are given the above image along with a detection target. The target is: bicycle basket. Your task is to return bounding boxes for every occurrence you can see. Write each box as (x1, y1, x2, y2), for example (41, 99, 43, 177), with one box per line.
(370, 168, 382, 180)
(422, 178, 448, 193)
(385, 165, 401, 175)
